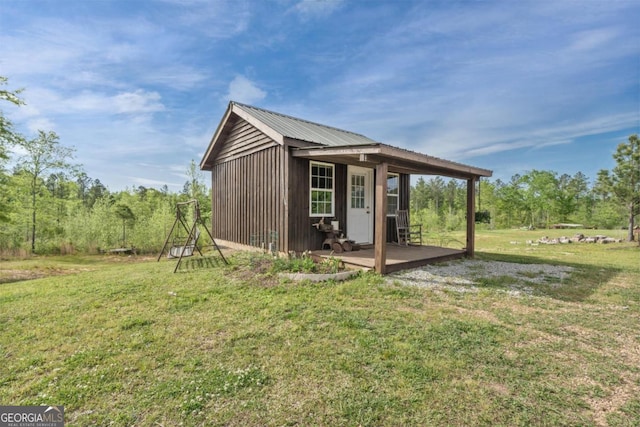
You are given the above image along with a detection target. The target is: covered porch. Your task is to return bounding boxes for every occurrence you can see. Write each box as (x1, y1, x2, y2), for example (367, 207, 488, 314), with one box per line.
(312, 244, 466, 273)
(292, 143, 492, 274)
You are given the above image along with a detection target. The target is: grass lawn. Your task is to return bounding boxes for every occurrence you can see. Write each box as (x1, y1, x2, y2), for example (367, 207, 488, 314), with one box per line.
(1, 229, 639, 426)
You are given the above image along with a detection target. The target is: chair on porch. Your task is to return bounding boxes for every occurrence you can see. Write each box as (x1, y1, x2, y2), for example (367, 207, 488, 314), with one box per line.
(395, 210, 423, 246)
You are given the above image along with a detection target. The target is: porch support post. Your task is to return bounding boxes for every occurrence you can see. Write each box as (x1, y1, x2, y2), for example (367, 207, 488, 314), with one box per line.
(375, 162, 389, 274)
(466, 177, 476, 258)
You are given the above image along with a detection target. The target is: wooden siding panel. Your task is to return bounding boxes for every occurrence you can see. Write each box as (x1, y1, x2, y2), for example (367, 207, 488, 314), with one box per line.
(219, 121, 261, 150)
(210, 145, 286, 252)
(286, 157, 348, 253)
(400, 173, 410, 211)
(280, 146, 289, 252)
(216, 117, 278, 163)
(210, 141, 410, 253)
(226, 121, 254, 140)
(287, 155, 308, 252)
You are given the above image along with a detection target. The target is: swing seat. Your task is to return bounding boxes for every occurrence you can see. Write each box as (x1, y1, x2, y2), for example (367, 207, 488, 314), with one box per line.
(167, 228, 200, 258)
(168, 245, 194, 258)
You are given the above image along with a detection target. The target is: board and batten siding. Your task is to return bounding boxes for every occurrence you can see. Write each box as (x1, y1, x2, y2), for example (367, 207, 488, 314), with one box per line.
(286, 162, 409, 251)
(287, 156, 347, 252)
(210, 131, 288, 252)
(207, 113, 413, 252)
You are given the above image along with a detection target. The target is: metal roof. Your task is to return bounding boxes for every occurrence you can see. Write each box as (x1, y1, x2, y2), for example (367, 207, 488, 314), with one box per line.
(232, 101, 379, 147)
(201, 101, 492, 178)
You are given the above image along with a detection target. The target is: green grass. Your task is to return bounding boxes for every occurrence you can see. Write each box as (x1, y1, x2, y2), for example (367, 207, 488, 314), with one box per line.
(1, 230, 639, 426)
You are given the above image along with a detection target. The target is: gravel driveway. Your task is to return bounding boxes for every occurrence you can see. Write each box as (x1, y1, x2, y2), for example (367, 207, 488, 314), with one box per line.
(387, 260, 574, 295)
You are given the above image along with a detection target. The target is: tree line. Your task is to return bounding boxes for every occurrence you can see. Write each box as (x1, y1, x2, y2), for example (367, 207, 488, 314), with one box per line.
(1, 76, 638, 254)
(1, 77, 210, 255)
(411, 135, 639, 241)
(0, 162, 211, 255)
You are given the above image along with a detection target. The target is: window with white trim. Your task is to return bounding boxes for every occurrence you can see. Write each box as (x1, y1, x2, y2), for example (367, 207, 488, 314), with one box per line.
(310, 162, 334, 216)
(387, 173, 399, 216)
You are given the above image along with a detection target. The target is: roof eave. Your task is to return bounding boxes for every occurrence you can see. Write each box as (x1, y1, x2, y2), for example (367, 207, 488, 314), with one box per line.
(231, 102, 285, 145)
(200, 102, 234, 171)
(291, 144, 492, 179)
(200, 102, 286, 171)
(378, 144, 493, 178)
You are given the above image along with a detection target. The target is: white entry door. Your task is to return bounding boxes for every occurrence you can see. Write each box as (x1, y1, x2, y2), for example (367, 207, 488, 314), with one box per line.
(347, 166, 373, 244)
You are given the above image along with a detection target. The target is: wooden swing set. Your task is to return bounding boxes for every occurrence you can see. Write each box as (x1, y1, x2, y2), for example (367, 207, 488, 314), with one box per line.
(157, 199, 227, 272)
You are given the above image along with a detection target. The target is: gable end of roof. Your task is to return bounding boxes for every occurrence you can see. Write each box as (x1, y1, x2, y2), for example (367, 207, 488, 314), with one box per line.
(231, 102, 380, 147)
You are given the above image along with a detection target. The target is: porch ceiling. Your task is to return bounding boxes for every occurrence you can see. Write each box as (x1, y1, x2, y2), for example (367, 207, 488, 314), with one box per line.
(290, 143, 492, 180)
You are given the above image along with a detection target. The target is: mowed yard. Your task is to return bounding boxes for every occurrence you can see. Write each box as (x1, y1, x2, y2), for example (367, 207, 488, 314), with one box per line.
(1, 229, 639, 426)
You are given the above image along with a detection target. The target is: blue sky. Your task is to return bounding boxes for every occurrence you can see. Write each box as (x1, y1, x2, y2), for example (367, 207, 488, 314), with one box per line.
(1, 0, 639, 191)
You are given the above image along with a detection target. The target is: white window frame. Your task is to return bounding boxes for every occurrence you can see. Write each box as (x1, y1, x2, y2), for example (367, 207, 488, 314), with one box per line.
(387, 173, 400, 217)
(309, 161, 335, 217)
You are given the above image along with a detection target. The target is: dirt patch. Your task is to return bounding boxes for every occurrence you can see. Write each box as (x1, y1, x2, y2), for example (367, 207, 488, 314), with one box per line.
(103, 254, 157, 263)
(0, 266, 95, 284)
(0, 269, 47, 283)
(228, 256, 280, 287)
(0, 268, 91, 284)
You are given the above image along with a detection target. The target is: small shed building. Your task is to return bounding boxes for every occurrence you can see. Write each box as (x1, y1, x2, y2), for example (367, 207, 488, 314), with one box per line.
(200, 101, 492, 273)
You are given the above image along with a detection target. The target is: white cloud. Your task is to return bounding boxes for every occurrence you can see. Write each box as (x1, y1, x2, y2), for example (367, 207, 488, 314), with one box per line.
(289, 0, 639, 169)
(68, 91, 109, 113)
(26, 117, 56, 134)
(293, 0, 344, 20)
(225, 75, 266, 104)
(162, 0, 251, 38)
(2, 0, 637, 190)
(113, 90, 165, 114)
(16, 88, 165, 119)
(419, 111, 638, 161)
(167, 164, 189, 180)
(126, 176, 180, 188)
(0, 12, 209, 94)
(568, 28, 619, 52)
(141, 64, 209, 91)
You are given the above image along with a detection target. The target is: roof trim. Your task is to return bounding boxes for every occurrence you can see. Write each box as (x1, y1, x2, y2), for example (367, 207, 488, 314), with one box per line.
(201, 101, 493, 179)
(200, 103, 233, 170)
(231, 103, 285, 145)
(291, 144, 492, 179)
(200, 101, 285, 170)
